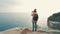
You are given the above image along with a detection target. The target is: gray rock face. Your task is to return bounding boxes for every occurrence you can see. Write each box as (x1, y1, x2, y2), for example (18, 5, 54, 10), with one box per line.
(47, 12, 60, 30)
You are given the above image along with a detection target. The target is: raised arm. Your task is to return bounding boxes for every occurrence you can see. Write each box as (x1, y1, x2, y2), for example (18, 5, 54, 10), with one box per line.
(31, 11, 34, 16)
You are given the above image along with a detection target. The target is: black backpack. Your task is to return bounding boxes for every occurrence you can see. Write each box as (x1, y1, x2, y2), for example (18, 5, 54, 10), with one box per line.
(33, 14, 38, 20)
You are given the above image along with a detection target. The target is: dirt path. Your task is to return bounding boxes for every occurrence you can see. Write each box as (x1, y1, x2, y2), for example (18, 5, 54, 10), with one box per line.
(3, 29, 47, 34)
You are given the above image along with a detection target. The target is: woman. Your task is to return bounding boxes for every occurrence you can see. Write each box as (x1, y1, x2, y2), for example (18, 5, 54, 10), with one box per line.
(31, 9, 38, 31)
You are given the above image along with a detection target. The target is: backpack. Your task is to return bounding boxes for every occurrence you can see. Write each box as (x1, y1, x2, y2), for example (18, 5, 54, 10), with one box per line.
(33, 14, 38, 20)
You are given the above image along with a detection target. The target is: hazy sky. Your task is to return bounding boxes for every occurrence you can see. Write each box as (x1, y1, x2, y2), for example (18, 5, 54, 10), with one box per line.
(0, 0, 60, 13)
(0, 0, 60, 24)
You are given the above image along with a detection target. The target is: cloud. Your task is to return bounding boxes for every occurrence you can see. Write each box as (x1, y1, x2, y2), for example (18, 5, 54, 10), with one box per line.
(0, 0, 20, 6)
(0, 0, 21, 13)
(0, 0, 60, 13)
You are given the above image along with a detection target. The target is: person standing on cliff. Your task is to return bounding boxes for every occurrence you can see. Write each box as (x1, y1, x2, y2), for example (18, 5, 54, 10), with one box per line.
(31, 9, 39, 31)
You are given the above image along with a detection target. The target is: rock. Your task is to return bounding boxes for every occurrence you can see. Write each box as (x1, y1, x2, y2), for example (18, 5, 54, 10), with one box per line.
(47, 12, 60, 30)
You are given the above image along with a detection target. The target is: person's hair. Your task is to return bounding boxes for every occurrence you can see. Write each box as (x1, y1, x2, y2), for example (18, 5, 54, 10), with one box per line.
(34, 9, 37, 12)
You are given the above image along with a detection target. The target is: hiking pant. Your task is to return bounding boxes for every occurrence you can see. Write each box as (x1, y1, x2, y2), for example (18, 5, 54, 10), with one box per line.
(32, 22, 37, 31)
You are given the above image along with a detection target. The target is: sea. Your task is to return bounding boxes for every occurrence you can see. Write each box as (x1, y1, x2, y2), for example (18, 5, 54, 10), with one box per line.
(0, 13, 32, 31)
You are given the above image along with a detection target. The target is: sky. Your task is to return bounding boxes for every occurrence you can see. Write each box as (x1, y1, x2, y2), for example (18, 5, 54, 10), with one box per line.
(0, 0, 60, 15)
(0, 0, 60, 27)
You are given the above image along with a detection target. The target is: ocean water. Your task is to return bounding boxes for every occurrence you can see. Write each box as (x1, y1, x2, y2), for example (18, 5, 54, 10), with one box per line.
(0, 13, 48, 31)
(0, 13, 32, 31)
